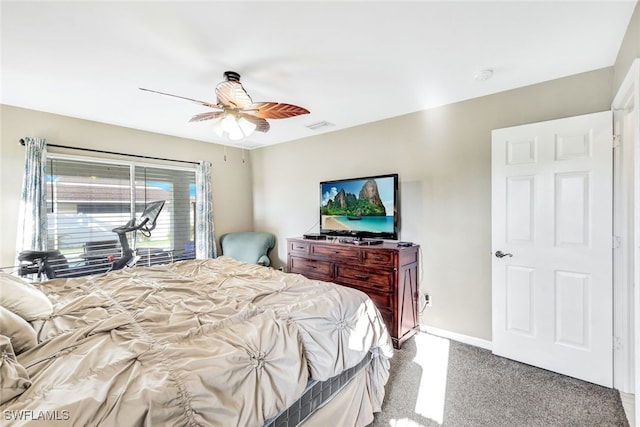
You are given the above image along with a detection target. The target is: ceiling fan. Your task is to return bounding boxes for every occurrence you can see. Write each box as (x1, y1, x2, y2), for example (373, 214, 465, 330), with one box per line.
(140, 71, 310, 140)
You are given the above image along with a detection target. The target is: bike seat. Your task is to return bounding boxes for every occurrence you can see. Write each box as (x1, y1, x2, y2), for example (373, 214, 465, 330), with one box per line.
(18, 250, 61, 262)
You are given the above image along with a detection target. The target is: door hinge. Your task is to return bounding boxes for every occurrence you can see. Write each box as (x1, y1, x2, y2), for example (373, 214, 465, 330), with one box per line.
(612, 134, 621, 149)
(613, 235, 622, 249)
(613, 335, 623, 351)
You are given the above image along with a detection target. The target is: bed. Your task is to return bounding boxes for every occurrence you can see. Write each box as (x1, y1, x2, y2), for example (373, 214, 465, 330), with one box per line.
(0, 256, 393, 426)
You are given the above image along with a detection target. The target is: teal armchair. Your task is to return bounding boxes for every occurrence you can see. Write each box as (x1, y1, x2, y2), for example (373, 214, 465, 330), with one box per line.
(219, 232, 276, 267)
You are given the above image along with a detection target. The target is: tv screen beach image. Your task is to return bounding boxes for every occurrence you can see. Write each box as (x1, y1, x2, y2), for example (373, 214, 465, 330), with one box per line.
(320, 176, 395, 233)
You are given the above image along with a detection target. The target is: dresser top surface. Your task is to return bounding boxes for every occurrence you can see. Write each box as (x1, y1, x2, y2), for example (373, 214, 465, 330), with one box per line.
(288, 237, 418, 251)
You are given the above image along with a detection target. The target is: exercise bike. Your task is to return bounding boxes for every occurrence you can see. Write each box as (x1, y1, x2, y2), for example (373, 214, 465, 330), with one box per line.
(18, 200, 165, 280)
(108, 200, 165, 271)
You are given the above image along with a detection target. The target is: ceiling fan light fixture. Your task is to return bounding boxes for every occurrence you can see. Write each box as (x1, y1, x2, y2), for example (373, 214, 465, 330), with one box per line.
(238, 116, 257, 135)
(213, 111, 256, 141)
(220, 113, 237, 132)
(227, 127, 244, 141)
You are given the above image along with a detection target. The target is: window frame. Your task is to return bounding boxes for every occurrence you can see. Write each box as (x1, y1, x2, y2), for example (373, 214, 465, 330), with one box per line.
(45, 152, 197, 275)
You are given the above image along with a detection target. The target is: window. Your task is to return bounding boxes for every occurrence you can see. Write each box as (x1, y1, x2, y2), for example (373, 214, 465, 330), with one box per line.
(46, 155, 196, 276)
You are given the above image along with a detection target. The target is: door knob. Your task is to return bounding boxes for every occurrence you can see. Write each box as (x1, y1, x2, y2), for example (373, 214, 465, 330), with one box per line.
(495, 250, 513, 258)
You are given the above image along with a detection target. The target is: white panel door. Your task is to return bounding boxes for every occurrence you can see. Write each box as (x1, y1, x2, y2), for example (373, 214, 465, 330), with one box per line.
(492, 111, 613, 387)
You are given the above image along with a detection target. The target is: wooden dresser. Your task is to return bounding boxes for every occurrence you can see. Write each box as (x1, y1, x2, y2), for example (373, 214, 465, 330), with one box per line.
(286, 237, 419, 349)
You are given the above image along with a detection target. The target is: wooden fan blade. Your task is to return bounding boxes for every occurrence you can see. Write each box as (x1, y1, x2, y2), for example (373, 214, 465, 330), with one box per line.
(247, 102, 310, 119)
(238, 113, 270, 133)
(189, 111, 225, 123)
(139, 88, 221, 110)
(215, 81, 253, 109)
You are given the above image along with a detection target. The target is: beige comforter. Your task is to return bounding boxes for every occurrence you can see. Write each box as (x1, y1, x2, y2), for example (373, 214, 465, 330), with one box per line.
(2, 257, 392, 426)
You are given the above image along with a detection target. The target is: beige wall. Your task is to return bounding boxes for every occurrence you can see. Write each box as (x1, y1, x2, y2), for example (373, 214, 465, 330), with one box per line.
(251, 68, 614, 341)
(0, 105, 254, 269)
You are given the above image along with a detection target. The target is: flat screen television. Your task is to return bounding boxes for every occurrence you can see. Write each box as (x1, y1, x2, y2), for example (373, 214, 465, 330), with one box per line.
(320, 173, 398, 240)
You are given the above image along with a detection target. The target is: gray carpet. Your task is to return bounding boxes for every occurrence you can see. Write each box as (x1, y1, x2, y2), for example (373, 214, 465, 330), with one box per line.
(370, 332, 629, 427)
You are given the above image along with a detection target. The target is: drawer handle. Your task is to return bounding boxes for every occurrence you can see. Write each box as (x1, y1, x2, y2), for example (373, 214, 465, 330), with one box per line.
(355, 274, 369, 280)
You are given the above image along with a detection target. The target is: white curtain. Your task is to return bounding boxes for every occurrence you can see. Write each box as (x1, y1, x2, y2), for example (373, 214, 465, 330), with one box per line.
(15, 137, 48, 260)
(195, 161, 216, 258)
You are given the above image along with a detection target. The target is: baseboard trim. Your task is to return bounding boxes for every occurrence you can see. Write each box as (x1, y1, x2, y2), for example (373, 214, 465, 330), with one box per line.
(619, 391, 635, 427)
(420, 324, 493, 351)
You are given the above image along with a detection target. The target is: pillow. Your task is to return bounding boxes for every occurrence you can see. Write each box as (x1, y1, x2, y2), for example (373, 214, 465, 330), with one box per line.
(0, 272, 53, 321)
(0, 335, 32, 404)
(0, 306, 37, 354)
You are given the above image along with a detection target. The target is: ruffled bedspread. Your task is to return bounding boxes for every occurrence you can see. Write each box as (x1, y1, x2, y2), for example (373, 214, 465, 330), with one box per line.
(2, 257, 393, 426)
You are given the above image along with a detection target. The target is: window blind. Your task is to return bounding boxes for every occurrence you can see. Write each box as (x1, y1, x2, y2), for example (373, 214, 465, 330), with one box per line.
(46, 156, 196, 277)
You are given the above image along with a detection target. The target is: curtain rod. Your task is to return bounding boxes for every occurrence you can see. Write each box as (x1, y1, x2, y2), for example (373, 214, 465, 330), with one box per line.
(19, 139, 199, 166)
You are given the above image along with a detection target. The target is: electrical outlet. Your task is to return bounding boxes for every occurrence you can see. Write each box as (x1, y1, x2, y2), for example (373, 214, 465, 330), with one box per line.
(424, 293, 432, 306)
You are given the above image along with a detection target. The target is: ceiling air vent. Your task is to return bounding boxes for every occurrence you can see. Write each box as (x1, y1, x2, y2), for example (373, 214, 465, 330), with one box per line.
(305, 121, 335, 131)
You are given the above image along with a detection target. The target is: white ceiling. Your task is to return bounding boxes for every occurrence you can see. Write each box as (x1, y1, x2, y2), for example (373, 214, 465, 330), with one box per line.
(1, 1, 637, 149)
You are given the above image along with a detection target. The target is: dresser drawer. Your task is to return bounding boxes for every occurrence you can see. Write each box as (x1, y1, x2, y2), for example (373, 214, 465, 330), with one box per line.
(288, 241, 310, 255)
(363, 290, 392, 311)
(362, 249, 395, 267)
(334, 265, 393, 292)
(289, 256, 333, 280)
(312, 244, 361, 261)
